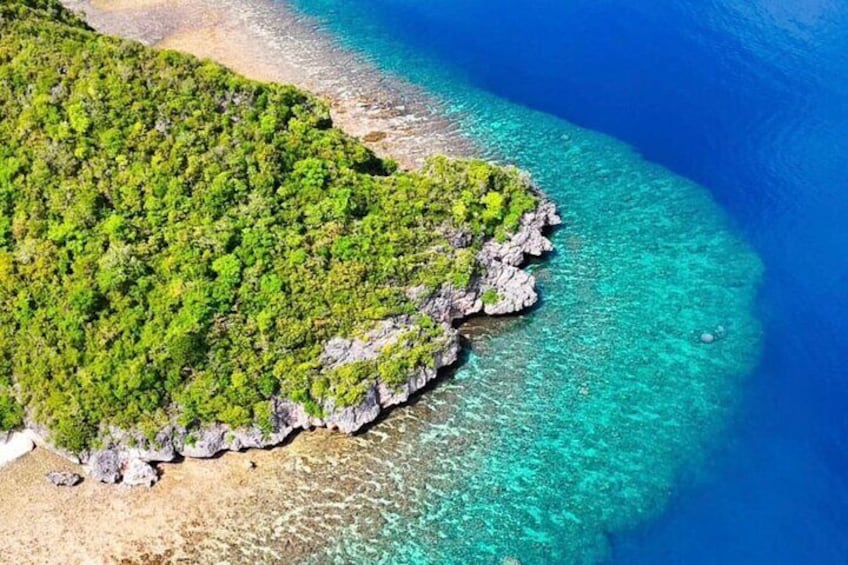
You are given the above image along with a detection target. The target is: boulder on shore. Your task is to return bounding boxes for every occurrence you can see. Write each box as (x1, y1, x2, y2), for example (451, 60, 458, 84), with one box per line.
(122, 458, 159, 487)
(47, 471, 82, 487)
(88, 449, 122, 483)
(0, 431, 35, 468)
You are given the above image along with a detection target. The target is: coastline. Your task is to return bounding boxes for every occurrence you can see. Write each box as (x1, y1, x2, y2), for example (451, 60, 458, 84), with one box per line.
(4, 0, 559, 480)
(69, 198, 558, 486)
(63, 0, 478, 171)
(2, 1, 557, 562)
(1, 1, 771, 563)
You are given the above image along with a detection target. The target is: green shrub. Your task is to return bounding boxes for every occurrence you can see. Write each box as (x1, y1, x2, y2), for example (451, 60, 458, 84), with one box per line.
(481, 289, 501, 305)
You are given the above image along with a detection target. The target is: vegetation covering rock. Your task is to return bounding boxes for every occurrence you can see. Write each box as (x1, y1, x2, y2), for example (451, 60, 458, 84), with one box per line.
(0, 0, 558, 480)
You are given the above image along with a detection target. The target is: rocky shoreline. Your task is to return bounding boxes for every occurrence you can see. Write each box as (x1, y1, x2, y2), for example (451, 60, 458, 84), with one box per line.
(0, 2, 563, 562)
(18, 199, 559, 486)
(1, 0, 562, 487)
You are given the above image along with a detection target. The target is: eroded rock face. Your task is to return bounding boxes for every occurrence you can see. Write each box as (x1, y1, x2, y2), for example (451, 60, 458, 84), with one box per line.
(481, 263, 537, 315)
(476, 200, 560, 316)
(421, 198, 561, 319)
(179, 425, 228, 459)
(321, 318, 413, 369)
(418, 284, 482, 324)
(117, 427, 178, 463)
(28, 197, 559, 485)
(485, 200, 560, 264)
(320, 387, 383, 434)
(381, 331, 460, 408)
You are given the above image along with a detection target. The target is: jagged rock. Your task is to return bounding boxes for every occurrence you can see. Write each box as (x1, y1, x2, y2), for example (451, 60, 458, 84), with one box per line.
(47, 471, 82, 487)
(320, 386, 382, 433)
(228, 424, 287, 451)
(276, 400, 313, 431)
(482, 200, 560, 266)
(378, 367, 435, 407)
(88, 449, 122, 484)
(472, 201, 560, 316)
(419, 199, 560, 323)
(179, 424, 228, 459)
(481, 264, 537, 315)
(418, 284, 482, 324)
(318, 320, 461, 432)
(108, 426, 177, 463)
(122, 458, 159, 487)
(245, 460, 256, 470)
(377, 332, 460, 407)
(448, 229, 473, 249)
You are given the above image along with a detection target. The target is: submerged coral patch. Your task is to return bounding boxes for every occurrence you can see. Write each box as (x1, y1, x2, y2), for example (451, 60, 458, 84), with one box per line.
(279, 1, 764, 562)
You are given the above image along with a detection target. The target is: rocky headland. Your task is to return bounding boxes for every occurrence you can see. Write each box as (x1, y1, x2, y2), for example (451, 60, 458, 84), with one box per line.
(0, 2, 563, 563)
(22, 200, 559, 486)
(0, 0, 559, 489)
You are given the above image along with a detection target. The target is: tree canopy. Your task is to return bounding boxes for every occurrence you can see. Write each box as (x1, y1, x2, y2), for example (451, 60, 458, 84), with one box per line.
(0, 0, 538, 452)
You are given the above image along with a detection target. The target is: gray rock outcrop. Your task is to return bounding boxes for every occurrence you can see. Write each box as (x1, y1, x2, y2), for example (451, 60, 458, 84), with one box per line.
(476, 200, 560, 315)
(321, 318, 413, 368)
(421, 199, 561, 320)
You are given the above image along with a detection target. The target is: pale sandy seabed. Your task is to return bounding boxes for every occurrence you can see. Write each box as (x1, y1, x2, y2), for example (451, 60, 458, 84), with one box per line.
(1, 0, 495, 562)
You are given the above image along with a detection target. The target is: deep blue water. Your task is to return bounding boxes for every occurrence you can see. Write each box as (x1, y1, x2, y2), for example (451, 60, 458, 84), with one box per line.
(287, 1, 848, 562)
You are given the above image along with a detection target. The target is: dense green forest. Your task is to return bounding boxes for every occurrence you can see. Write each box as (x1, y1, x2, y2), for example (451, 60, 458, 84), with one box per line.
(0, 0, 538, 451)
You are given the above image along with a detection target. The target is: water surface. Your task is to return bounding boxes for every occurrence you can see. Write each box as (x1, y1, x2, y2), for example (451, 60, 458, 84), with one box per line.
(279, 1, 767, 562)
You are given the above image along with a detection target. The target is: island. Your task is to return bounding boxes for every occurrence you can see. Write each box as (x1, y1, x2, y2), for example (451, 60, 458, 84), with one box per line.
(0, 0, 559, 485)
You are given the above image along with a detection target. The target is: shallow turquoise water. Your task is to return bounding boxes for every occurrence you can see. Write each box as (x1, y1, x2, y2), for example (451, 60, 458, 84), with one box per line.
(281, 1, 763, 562)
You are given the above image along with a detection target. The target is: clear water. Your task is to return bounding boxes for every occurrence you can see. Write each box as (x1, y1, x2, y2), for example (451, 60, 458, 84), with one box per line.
(273, 1, 764, 563)
(289, 2, 848, 563)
